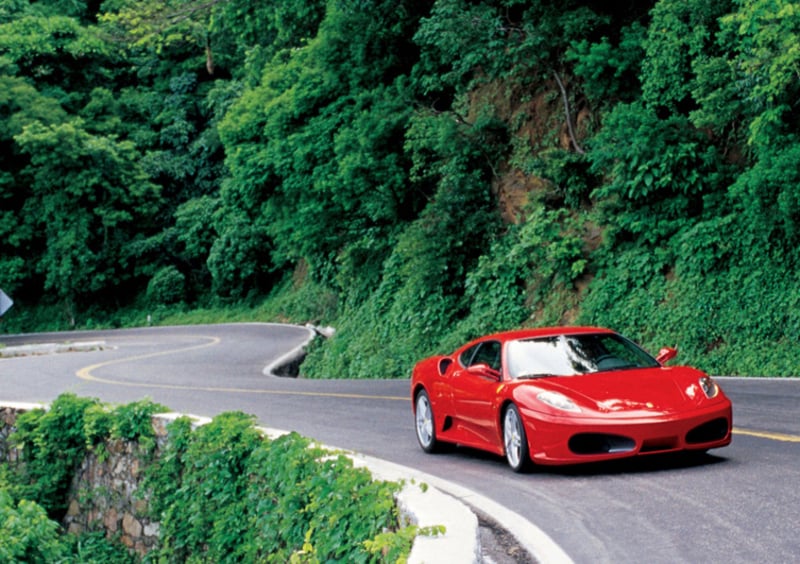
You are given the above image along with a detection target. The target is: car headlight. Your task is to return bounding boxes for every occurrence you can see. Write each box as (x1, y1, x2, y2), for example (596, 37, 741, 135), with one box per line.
(699, 376, 719, 399)
(537, 391, 581, 412)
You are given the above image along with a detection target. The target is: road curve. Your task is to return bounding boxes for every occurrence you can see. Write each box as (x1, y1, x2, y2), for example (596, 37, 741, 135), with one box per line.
(2, 323, 799, 563)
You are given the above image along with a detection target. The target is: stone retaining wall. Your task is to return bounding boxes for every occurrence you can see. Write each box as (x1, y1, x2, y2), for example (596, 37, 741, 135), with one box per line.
(63, 437, 159, 555)
(0, 405, 23, 463)
(0, 404, 163, 556)
(0, 403, 479, 563)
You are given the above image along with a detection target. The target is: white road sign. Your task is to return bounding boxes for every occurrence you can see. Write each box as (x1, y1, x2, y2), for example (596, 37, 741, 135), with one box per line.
(0, 289, 13, 316)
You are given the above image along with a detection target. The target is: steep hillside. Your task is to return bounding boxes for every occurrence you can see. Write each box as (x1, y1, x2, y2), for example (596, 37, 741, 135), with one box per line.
(1, 1, 799, 376)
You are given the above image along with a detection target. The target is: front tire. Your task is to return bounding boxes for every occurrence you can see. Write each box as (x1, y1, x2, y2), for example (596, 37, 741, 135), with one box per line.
(415, 390, 440, 453)
(503, 404, 532, 473)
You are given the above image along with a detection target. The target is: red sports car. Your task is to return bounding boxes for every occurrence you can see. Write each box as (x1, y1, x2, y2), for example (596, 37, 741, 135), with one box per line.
(411, 327, 732, 472)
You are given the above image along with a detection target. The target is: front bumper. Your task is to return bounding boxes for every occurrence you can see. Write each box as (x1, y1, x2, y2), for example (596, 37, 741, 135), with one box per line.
(522, 402, 733, 465)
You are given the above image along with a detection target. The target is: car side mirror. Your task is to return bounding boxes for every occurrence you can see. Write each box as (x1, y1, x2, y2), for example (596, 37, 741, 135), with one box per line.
(656, 346, 678, 364)
(438, 357, 454, 376)
(467, 363, 502, 381)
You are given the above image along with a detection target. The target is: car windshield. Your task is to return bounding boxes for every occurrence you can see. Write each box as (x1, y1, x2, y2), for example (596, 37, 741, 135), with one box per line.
(506, 333, 660, 379)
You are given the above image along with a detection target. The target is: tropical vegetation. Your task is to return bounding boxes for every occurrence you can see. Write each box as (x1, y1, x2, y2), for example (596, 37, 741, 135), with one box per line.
(2, 0, 799, 377)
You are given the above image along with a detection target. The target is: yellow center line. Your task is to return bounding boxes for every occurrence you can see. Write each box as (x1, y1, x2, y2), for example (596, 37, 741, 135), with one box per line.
(77, 346, 797, 422)
(732, 427, 800, 443)
(75, 336, 409, 402)
(76, 335, 221, 384)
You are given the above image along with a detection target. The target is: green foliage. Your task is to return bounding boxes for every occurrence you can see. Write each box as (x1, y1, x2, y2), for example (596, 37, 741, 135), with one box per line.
(0, 489, 67, 562)
(413, 0, 510, 92)
(364, 524, 445, 563)
(141, 415, 191, 521)
(640, 0, 734, 114)
(530, 149, 596, 209)
(689, 0, 800, 246)
(145, 413, 412, 562)
(413, 0, 613, 94)
(173, 195, 219, 288)
(588, 102, 729, 244)
(10, 394, 99, 517)
(258, 270, 339, 324)
(579, 224, 800, 376)
(0, 396, 159, 564)
(82, 403, 115, 452)
(3, 396, 411, 561)
(0, 486, 139, 563)
(0, 75, 68, 297)
(720, 0, 800, 147)
(240, 435, 400, 563)
(0, 76, 67, 138)
(688, 54, 744, 139)
(99, 0, 213, 56)
(207, 214, 274, 299)
(14, 118, 161, 306)
(728, 144, 800, 242)
(216, 1, 424, 294)
(209, 0, 326, 82)
(7, 395, 165, 518)
(590, 102, 719, 202)
(149, 411, 262, 561)
(64, 530, 139, 564)
(4, 0, 800, 379)
(451, 200, 590, 345)
(302, 107, 503, 378)
(567, 22, 646, 105)
(0, 8, 112, 91)
(147, 265, 186, 306)
(108, 398, 168, 453)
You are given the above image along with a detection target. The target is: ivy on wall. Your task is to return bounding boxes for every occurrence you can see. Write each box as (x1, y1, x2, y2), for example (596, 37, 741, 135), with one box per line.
(0, 394, 419, 562)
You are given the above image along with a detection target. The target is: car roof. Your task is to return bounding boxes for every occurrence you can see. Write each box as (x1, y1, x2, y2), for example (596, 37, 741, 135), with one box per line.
(479, 326, 616, 343)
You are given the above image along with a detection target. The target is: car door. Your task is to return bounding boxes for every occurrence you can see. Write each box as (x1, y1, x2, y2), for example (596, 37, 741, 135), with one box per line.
(451, 340, 503, 448)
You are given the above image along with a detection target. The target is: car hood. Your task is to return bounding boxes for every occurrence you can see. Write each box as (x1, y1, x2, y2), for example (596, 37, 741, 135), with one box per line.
(528, 366, 713, 415)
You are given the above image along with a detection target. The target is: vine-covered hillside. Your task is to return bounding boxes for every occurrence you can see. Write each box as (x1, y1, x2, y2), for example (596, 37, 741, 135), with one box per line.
(1, 1, 799, 377)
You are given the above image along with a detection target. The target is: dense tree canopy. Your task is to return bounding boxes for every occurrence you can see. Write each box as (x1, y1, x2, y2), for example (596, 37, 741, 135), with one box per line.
(2, 0, 800, 376)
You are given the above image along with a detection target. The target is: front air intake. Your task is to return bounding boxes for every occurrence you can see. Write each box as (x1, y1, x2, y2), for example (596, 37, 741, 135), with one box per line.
(569, 433, 636, 455)
(686, 418, 729, 444)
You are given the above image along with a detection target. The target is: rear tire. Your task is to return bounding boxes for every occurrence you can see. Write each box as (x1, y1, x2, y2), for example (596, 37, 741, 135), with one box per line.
(415, 390, 440, 453)
(503, 404, 533, 473)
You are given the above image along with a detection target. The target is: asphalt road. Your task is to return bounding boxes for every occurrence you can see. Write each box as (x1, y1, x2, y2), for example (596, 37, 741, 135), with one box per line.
(2, 323, 799, 563)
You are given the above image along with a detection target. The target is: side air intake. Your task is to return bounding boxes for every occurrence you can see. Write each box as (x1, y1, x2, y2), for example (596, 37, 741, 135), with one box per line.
(686, 418, 729, 444)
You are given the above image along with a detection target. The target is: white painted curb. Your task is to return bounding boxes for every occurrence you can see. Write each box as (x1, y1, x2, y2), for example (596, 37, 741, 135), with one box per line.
(259, 326, 571, 563)
(164, 416, 483, 563)
(262, 324, 317, 377)
(0, 341, 107, 357)
(348, 453, 573, 564)
(348, 452, 481, 564)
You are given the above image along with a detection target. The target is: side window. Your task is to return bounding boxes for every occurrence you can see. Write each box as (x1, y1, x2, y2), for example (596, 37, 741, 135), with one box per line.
(468, 341, 502, 371)
(459, 343, 481, 368)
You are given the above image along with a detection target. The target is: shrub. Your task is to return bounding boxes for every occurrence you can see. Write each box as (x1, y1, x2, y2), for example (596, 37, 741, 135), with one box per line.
(578, 218, 800, 377)
(145, 414, 413, 562)
(10, 394, 99, 517)
(3, 395, 416, 561)
(8, 395, 166, 518)
(146, 265, 186, 305)
(0, 490, 67, 562)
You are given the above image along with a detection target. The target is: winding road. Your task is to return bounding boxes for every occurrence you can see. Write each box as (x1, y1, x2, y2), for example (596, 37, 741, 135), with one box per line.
(1, 323, 798, 563)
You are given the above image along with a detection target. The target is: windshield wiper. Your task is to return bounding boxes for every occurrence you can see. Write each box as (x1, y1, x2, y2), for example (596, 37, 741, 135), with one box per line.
(515, 373, 559, 380)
